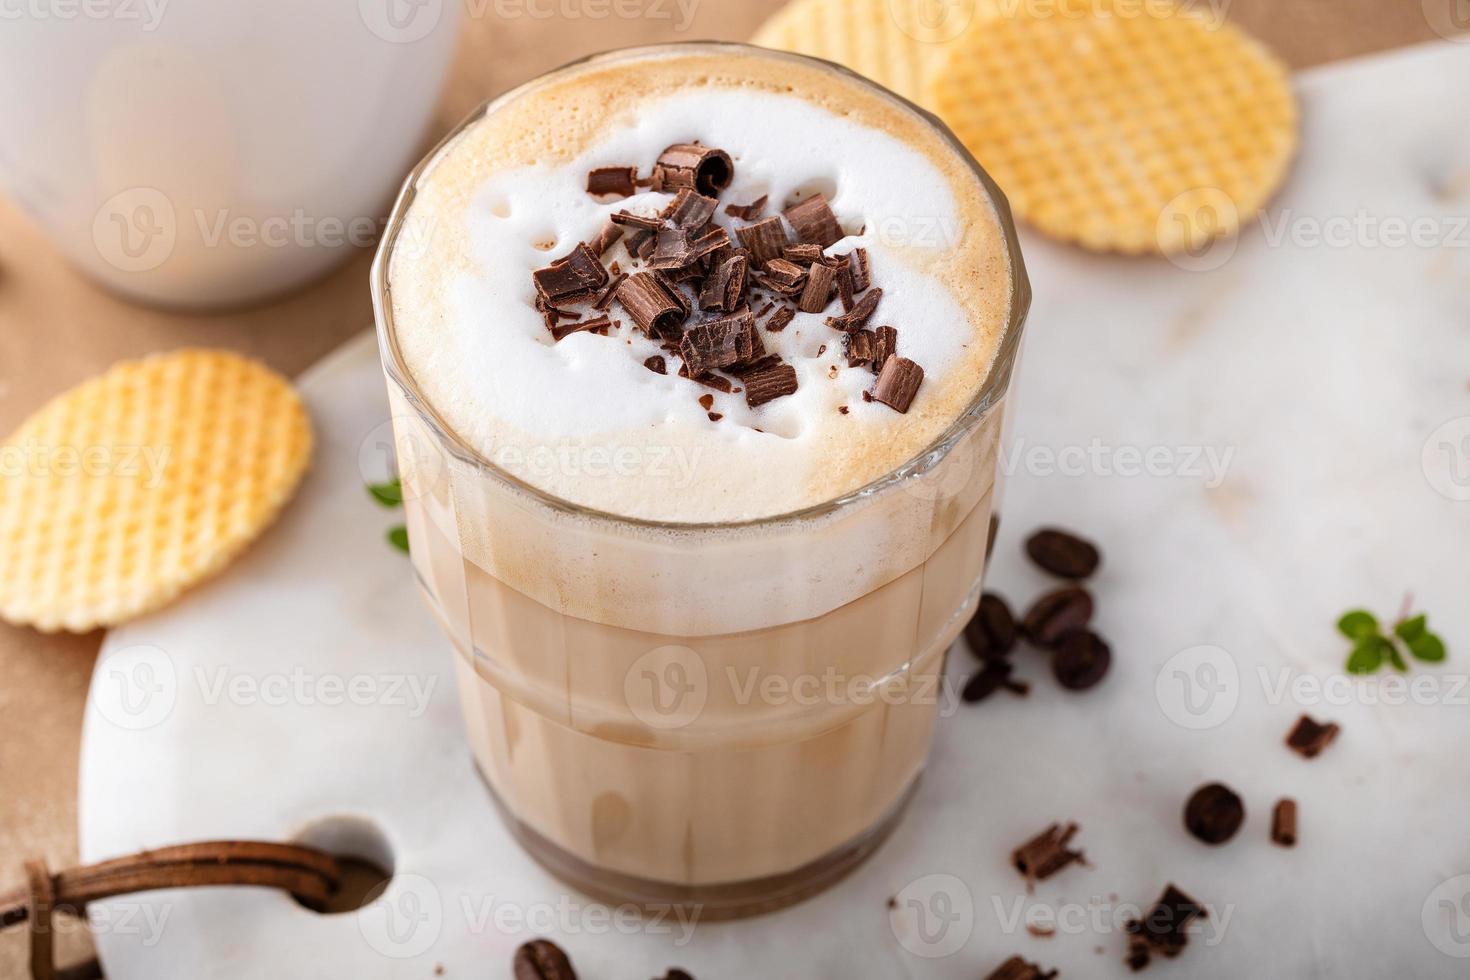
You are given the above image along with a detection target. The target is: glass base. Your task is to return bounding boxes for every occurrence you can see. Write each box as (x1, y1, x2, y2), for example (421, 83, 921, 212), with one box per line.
(474, 762, 920, 921)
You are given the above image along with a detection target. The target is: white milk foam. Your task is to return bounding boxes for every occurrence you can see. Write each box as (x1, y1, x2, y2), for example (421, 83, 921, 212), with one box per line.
(391, 52, 1011, 523)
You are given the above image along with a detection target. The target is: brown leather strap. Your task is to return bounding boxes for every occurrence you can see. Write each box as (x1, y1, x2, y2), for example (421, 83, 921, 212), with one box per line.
(3, 842, 343, 979)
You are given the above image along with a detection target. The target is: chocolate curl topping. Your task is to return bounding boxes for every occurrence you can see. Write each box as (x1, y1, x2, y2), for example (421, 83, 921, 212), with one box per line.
(734, 216, 789, 267)
(784, 193, 844, 247)
(653, 143, 734, 196)
(532, 242, 608, 302)
(609, 210, 663, 231)
(699, 254, 748, 313)
(587, 166, 637, 198)
(764, 306, 795, 332)
(615, 272, 686, 340)
(724, 195, 768, 220)
(663, 188, 720, 231)
(847, 247, 872, 292)
(550, 313, 613, 342)
(872, 355, 924, 413)
(678, 309, 762, 376)
(798, 262, 837, 314)
(871, 325, 898, 375)
(592, 221, 624, 257)
(845, 329, 876, 367)
(742, 359, 798, 408)
(826, 287, 883, 331)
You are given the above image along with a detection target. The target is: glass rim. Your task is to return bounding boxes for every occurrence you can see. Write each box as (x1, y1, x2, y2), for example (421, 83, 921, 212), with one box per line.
(371, 40, 1032, 534)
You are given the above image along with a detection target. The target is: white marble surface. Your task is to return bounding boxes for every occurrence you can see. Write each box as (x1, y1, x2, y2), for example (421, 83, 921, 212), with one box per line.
(80, 41, 1470, 978)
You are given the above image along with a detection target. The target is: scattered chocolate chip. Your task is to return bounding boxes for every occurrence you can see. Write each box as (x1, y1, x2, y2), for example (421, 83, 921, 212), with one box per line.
(845, 329, 876, 368)
(743, 359, 799, 407)
(847, 247, 871, 292)
(764, 258, 808, 289)
(679, 310, 762, 376)
(735, 216, 790, 267)
(699, 254, 748, 312)
(708, 412, 723, 422)
(782, 243, 823, 265)
(962, 660, 1027, 702)
(698, 393, 714, 410)
(965, 593, 1018, 662)
(1285, 715, 1339, 759)
(871, 355, 923, 413)
(550, 314, 613, 342)
(587, 166, 637, 197)
(648, 227, 698, 271)
(826, 287, 882, 331)
(687, 226, 732, 263)
(615, 272, 686, 340)
(592, 271, 629, 311)
(679, 368, 735, 393)
(784, 193, 844, 247)
(513, 939, 576, 980)
(1271, 798, 1297, 847)
(652, 143, 733, 196)
(983, 956, 1058, 980)
(1125, 885, 1205, 969)
(1021, 587, 1094, 647)
(532, 242, 608, 302)
(609, 209, 664, 231)
(1025, 528, 1102, 579)
(836, 262, 855, 310)
(1012, 822, 1086, 886)
(1052, 630, 1111, 690)
(644, 355, 667, 375)
(1183, 783, 1245, 845)
(724, 195, 768, 220)
(798, 261, 837, 313)
(663, 188, 719, 231)
(764, 306, 795, 332)
(838, 405, 850, 415)
(592, 221, 624, 256)
(871, 325, 898, 375)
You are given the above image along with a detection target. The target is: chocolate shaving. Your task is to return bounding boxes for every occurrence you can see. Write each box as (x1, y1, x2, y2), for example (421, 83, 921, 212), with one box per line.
(1271, 799, 1298, 846)
(1125, 884, 1206, 969)
(826, 287, 882, 330)
(648, 227, 698, 270)
(1285, 715, 1339, 759)
(836, 263, 855, 311)
(764, 258, 807, 289)
(699, 254, 748, 312)
(615, 272, 686, 339)
(610, 210, 664, 231)
(550, 314, 612, 342)
(847, 248, 871, 292)
(532, 242, 608, 302)
(1011, 823, 1086, 887)
(984, 957, 1058, 980)
(688, 226, 732, 262)
(871, 325, 898, 373)
(784, 193, 844, 247)
(677, 366, 735, 393)
(587, 166, 637, 198)
(751, 271, 806, 297)
(678, 309, 762, 376)
(708, 412, 723, 422)
(636, 232, 657, 260)
(845, 329, 876, 367)
(592, 221, 624, 257)
(652, 143, 734, 196)
(724, 195, 768, 220)
(798, 262, 837, 314)
(872, 355, 924, 413)
(735, 217, 789, 267)
(742, 360, 799, 407)
(781, 243, 823, 265)
(698, 393, 715, 410)
(663, 189, 719, 231)
(764, 306, 795, 332)
(644, 355, 667, 375)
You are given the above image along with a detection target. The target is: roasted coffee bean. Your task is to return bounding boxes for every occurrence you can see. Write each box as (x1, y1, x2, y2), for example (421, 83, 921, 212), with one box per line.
(963, 661, 1023, 703)
(514, 939, 577, 980)
(1025, 528, 1101, 579)
(657, 971, 695, 980)
(1022, 587, 1094, 647)
(1052, 630, 1111, 690)
(1184, 782, 1245, 845)
(965, 593, 1018, 662)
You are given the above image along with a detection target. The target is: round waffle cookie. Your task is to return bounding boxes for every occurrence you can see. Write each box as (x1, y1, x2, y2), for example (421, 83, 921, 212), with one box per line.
(752, 0, 992, 105)
(0, 350, 312, 633)
(928, 0, 1297, 254)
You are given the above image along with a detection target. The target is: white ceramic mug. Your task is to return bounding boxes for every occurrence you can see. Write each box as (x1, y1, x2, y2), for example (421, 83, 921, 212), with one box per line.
(0, 0, 461, 309)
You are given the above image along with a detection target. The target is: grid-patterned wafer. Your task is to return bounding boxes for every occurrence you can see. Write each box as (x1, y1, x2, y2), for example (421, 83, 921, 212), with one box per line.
(752, 0, 992, 105)
(0, 350, 312, 633)
(928, 0, 1297, 254)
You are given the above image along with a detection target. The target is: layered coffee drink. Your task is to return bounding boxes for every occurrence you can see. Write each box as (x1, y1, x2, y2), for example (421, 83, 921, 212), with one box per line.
(373, 43, 1027, 916)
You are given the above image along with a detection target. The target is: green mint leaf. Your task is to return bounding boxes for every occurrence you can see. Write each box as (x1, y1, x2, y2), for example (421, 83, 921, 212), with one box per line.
(1346, 637, 1385, 674)
(1337, 610, 1379, 640)
(1408, 632, 1447, 663)
(387, 525, 410, 554)
(368, 478, 403, 508)
(1387, 643, 1409, 672)
(1394, 614, 1427, 643)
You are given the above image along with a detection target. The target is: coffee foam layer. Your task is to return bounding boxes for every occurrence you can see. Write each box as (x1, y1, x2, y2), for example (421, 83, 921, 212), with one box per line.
(388, 47, 1012, 523)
